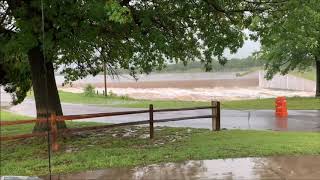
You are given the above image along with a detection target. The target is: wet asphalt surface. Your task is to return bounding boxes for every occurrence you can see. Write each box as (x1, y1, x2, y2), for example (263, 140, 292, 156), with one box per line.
(6, 99, 320, 132)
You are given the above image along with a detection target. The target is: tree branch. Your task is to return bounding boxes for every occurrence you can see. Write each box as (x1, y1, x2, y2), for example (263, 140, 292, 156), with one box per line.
(204, 0, 288, 13)
(120, 0, 131, 6)
(244, 0, 288, 4)
(0, 26, 15, 36)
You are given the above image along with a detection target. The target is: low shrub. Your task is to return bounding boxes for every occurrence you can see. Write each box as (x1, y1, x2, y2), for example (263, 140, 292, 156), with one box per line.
(83, 84, 95, 96)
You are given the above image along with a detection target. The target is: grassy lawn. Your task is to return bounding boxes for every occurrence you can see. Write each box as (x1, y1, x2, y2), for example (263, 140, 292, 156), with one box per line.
(1, 111, 320, 176)
(52, 91, 320, 110)
(235, 67, 262, 77)
(0, 110, 106, 136)
(222, 97, 320, 110)
(37, 91, 210, 108)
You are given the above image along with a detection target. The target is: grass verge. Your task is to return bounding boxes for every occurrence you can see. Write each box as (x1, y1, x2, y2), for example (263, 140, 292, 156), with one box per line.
(0, 111, 106, 136)
(222, 97, 320, 110)
(235, 67, 261, 77)
(1, 111, 320, 176)
(53, 91, 320, 110)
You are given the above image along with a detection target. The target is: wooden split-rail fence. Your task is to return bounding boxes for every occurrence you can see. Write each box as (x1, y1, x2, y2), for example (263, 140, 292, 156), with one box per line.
(1, 101, 221, 151)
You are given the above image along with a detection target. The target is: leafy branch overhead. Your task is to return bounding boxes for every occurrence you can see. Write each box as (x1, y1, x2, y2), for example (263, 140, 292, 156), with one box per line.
(248, 0, 320, 97)
(1, 0, 287, 103)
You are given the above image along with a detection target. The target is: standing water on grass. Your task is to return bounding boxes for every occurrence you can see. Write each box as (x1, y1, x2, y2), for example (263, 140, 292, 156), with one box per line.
(42, 156, 320, 180)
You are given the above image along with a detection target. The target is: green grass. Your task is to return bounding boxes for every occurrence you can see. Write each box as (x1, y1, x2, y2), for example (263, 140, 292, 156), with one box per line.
(235, 67, 261, 77)
(0, 110, 106, 136)
(290, 68, 316, 81)
(1, 111, 34, 136)
(52, 91, 320, 110)
(0, 110, 30, 121)
(49, 91, 209, 108)
(1, 127, 319, 176)
(222, 97, 320, 110)
(1, 111, 320, 176)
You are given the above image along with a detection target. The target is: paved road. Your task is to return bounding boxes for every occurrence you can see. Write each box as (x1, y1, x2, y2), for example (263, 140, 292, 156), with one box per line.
(0, 88, 12, 107)
(6, 99, 320, 132)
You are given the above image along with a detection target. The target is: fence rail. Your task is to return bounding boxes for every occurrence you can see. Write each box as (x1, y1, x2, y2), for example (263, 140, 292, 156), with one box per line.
(1, 101, 221, 151)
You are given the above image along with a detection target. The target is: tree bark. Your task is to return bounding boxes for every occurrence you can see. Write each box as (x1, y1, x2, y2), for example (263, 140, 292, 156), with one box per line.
(316, 59, 320, 98)
(28, 46, 67, 132)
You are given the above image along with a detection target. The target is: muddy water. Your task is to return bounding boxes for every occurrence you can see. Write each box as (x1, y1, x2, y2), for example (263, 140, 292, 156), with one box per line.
(44, 156, 320, 180)
(56, 72, 259, 89)
(60, 87, 314, 101)
(55, 72, 249, 85)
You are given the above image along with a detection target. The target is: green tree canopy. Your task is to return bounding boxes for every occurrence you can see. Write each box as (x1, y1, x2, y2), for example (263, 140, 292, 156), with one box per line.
(250, 0, 320, 96)
(1, 0, 287, 131)
(1, 0, 286, 102)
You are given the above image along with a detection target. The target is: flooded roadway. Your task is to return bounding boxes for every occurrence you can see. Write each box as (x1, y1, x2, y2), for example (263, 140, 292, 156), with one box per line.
(2, 91, 320, 180)
(43, 156, 320, 180)
(7, 99, 320, 132)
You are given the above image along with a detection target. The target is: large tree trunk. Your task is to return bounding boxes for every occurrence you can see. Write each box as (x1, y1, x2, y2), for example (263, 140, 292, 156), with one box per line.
(28, 46, 67, 132)
(316, 59, 320, 98)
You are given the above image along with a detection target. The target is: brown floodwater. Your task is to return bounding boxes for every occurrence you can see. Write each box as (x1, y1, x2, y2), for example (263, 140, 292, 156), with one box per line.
(41, 156, 320, 180)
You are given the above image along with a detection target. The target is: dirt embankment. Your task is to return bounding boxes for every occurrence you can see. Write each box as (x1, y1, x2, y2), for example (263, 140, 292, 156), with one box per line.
(57, 72, 315, 101)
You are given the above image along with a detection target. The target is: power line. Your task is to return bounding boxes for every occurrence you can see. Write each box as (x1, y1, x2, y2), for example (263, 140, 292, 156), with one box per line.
(40, 0, 52, 179)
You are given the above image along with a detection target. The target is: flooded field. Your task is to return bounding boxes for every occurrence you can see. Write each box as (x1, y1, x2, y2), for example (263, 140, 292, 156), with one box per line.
(56, 72, 259, 89)
(56, 72, 255, 85)
(62, 87, 314, 101)
(58, 71, 315, 101)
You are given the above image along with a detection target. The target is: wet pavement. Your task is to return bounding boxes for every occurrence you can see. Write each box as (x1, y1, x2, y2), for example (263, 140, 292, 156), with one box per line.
(40, 156, 320, 180)
(0, 88, 12, 107)
(6, 99, 320, 132)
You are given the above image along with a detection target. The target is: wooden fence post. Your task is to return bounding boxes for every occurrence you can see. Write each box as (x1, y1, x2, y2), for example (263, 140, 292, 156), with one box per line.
(216, 101, 221, 131)
(149, 104, 154, 139)
(211, 101, 221, 131)
(50, 113, 59, 151)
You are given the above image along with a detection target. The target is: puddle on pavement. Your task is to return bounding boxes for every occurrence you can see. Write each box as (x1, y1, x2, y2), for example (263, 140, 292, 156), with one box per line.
(41, 156, 320, 180)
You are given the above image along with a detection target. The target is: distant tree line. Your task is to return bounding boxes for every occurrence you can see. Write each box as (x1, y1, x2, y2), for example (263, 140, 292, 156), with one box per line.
(156, 56, 264, 73)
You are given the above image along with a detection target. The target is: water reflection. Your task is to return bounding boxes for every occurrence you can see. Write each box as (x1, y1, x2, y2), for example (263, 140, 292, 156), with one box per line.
(45, 156, 320, 180)
(275, 117, 288, 130)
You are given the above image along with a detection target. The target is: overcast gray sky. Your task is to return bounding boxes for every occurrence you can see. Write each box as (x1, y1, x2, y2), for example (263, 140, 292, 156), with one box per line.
(225, 39, 261, 59)
(224, 29, 261, 59)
